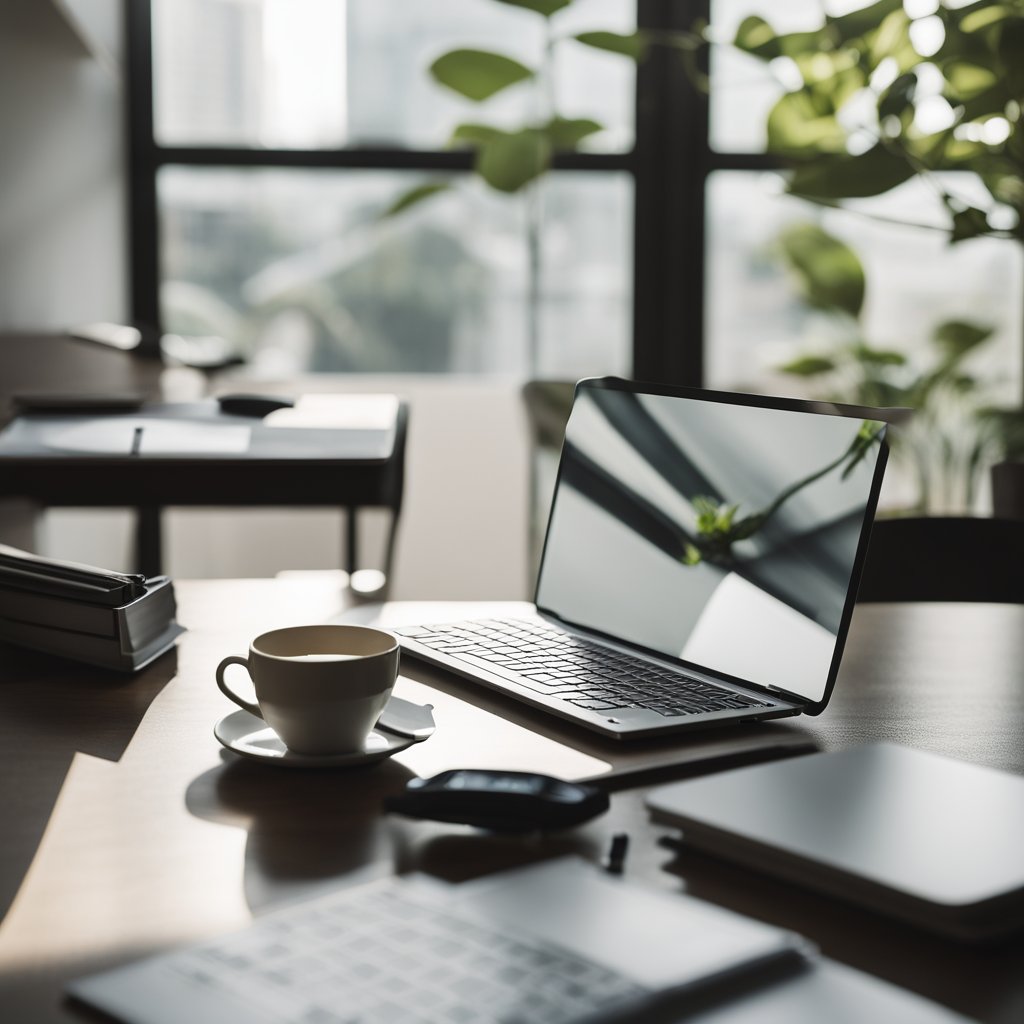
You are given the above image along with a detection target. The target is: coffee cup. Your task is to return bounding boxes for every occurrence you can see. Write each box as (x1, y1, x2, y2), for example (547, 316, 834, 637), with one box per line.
(215, 624, 399, 755)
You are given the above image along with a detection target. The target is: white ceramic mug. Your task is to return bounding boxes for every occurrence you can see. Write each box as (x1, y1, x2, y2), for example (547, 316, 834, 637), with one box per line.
(215, 624, 399, 755)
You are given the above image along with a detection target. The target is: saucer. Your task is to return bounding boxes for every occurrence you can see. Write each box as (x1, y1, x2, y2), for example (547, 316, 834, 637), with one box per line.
(214, 697, 434, 769)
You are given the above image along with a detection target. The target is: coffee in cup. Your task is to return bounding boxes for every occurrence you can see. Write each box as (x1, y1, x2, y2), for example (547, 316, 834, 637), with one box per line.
(215, 624, 399, 756)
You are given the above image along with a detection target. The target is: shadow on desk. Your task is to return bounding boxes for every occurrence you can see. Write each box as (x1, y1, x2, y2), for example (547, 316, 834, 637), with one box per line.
(185, 753, 418, 913)
(661, 845, 1024, 1024)
(184, 750, 608, 916)
(0, 645, 177, 924)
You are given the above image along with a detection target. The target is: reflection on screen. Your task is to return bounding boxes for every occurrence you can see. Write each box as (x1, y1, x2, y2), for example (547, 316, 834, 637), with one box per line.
(535, 384, 886, 704)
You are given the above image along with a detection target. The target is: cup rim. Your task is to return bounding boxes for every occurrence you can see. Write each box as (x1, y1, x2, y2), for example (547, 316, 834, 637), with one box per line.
(250, 624, 399, 661)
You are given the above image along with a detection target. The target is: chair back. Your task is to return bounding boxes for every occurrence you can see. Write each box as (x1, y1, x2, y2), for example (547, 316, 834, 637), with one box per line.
(857, 516, 1024, 603)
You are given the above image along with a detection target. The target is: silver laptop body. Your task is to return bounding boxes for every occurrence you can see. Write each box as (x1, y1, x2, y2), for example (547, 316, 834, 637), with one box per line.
(400, 378, 890, 740)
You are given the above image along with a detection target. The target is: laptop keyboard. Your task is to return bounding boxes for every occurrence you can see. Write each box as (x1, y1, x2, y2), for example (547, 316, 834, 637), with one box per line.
(400, 618, 772, 718)
(161, 878, 647, 1024)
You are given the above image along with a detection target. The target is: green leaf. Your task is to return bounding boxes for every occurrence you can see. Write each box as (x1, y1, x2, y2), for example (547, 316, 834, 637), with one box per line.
(682, 543, 703, 566)
(826, 0, 904, 45)
(492, 0, 572, 16)
(867, 8, 912, 68)
(997, 17, 1024, 98)
(541, 116, 603, 149)
(449, 123, 506, 147)
(778, 222, 866, 317)
(787, 145, 916, 199)
(430, 49, 534, 102)
(960, 6, 1013, 34)
(857, 379, 912, 408)
(767, 91, 848, 156)
(853, 344, 907, 366)
(382, 181, 453, 217)
(944, 62, 999, 101)
(932, 319, 994, 358)
(475, 129, 550, 192)
(574, 30, 648, 60)
(950, 205, 991, 242)
(734, 15, 780, 58)
(878, 71, 917, 120)
(734, 17, 825, 60)
(778, 355, 838, 376)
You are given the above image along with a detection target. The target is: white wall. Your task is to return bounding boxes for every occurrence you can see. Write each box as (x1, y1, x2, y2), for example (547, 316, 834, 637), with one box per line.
(0, 0, 126, 329)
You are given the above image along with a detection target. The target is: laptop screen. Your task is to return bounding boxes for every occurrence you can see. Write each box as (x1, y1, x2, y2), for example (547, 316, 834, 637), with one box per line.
(534, 380, 888, 706)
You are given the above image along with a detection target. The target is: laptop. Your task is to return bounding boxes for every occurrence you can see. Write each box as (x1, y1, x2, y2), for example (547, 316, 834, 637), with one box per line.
(399, 377, 891, 740)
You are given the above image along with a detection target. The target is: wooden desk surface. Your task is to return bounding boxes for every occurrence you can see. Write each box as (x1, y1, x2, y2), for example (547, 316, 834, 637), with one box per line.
(1, 579, 1022, 1023)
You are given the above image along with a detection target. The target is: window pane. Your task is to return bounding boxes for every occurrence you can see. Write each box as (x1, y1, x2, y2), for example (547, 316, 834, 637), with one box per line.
(153, 0, 635, 152)
(158, 167, 632, 376)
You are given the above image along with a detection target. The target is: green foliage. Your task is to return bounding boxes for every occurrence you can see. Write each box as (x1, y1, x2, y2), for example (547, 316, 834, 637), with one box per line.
(389, 0, 651, 215)
(382, 182, 453, 217)
(574, 30, 649, 60)
(730, 1, 1024, 244)
(680, 421, 885, 565)
(777, 223, 865, 316)
(493, 0, 571, 15)
(774, 221, 1024, 511)
(475, 128, 550, 192)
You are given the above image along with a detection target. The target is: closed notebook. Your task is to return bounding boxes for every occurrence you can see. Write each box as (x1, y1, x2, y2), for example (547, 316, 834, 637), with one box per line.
(0, 545, 182, 671)
(647, 743, 1024, 940)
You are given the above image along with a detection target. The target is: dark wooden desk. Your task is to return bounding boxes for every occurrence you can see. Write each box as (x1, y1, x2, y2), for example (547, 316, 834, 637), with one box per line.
(0, 581, 1021, 1023)
(0, 335, 407, 581)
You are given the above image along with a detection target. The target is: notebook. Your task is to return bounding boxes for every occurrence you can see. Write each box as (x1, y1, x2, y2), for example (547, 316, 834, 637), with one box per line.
(399, 377, 891, 739)
(68, 857, 809, 1024)
(647, 743, 1024, 941)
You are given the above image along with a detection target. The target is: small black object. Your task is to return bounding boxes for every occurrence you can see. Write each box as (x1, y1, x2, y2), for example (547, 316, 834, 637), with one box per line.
(385, 769, 609, 833)
(12, 393, 147, 413)
(603, 832, 630, 875)
(216, 393, 295, 417)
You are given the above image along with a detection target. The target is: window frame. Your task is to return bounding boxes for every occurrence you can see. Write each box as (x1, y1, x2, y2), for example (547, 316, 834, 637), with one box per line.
(125, 0, 782, 385)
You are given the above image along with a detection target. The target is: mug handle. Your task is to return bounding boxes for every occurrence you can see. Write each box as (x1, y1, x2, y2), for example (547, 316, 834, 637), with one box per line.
(216, 655, 262, 718)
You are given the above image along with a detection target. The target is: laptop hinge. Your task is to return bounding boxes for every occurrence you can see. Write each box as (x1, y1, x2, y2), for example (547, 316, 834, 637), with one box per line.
(764, 684, 810, 706)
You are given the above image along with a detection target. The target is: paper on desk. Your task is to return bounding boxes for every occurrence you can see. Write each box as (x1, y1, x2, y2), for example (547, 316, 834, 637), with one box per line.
(44, 418, 251, 455)
(264, 394, 400, 430)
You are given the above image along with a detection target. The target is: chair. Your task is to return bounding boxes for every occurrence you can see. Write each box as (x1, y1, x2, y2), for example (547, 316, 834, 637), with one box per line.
(991, 460, 1024, 522)
(856, 516, 1024, 603)
(521, 381, 574, 575)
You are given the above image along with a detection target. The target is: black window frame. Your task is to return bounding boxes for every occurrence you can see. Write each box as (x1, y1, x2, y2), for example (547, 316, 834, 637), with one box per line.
(125, 0, 782, 386)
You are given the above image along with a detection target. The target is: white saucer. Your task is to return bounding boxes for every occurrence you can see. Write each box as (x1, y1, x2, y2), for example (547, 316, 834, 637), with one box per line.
(215, 709, 419, 768)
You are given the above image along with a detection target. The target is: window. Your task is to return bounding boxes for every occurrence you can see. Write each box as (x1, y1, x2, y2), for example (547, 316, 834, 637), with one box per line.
(131, 0, 653, 379)
(129, 0, 1023, 416)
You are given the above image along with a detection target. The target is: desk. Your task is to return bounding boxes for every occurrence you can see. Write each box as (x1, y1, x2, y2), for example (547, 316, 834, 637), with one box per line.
(0, 397, 408, 583)
(0, 579, 1021, 1022)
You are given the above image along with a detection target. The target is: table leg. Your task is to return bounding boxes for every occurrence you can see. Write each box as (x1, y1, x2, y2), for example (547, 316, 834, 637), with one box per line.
(135, 506, 163, 577)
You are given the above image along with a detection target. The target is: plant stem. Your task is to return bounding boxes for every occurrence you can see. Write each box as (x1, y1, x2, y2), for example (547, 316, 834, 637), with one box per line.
(526, 182, 542, 374)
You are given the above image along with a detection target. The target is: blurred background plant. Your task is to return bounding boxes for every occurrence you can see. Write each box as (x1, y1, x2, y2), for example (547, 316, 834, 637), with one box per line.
(774, 221, 1024, 512)
(387, 0, 676, 368)
(719, 0, 1024, 513)
(728, 0, 1023, 244)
